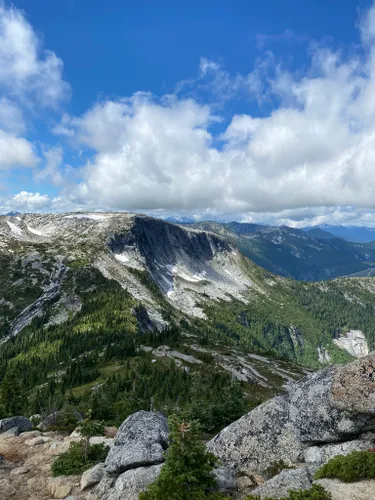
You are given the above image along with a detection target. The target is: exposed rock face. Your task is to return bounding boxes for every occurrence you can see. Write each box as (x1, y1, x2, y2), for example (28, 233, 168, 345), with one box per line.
(207, 397, 302, 473)
(0, 416, 32, 436)
(333, 330, 369, 358)
(105, 411, 169, 474)
(208, 353, 375, 476)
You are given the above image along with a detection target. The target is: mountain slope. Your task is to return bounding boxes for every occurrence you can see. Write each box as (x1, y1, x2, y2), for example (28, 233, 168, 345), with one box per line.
(1, 213, 375, 423)
(190, 221, 375, 281)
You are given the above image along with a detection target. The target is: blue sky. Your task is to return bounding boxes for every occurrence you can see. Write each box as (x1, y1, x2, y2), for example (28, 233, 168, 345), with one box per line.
(2, 0, 375, 226)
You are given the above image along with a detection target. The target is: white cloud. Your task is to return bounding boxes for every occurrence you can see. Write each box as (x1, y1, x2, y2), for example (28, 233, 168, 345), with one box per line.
(6, 191, 50, 212)
(36, 145, 64, 185)
(52, 1, 375, 221)
(0, 2, 70, 108)
(0, 97, 24, 134)
(0, 129, 37, 168)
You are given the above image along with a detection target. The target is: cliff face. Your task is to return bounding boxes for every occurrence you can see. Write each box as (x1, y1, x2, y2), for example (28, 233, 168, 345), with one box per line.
(0, 212, 254, 340)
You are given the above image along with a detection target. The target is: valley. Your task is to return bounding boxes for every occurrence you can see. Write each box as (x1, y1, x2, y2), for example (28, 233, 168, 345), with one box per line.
(1, 213, 375, 427)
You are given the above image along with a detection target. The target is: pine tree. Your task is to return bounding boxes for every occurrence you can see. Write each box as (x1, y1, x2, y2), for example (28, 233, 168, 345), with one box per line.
(139, 415, 219, 500)
(0, 365, 25, 416)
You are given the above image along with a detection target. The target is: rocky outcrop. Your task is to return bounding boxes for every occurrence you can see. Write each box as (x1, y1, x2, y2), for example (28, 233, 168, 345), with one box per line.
(207, 353, 375, 497)
(208, 353, 375, 478)
(207, 397, 302, 474)
(0, 416, 32, 436)
(104, 411, 169, 474)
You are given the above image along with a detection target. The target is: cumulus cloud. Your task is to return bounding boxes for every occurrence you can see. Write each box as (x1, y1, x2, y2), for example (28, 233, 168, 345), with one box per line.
(18, 0, 375, 226)
(0, 2, 70, 108)
(0, 129, 37, 168)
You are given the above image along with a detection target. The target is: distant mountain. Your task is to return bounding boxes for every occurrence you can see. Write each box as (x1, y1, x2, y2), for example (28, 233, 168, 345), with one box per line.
(165, 216, 195, 224)
(5, 211, 21, 216)
(309, 225, 375, 243)
(305, 227, 336, 240)
(191, 221, 375, 281)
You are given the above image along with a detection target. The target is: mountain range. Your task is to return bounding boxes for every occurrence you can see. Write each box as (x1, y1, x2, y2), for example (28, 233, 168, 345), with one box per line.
(1, 212, 375, 424)
(185, 221, 375, 281)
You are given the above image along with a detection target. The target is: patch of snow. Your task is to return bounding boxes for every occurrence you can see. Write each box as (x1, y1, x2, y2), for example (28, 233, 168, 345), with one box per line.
(6, 221, 22, 236)
(176, 271, 204, 283)
(65, 214, 107, 221)
(26, 224, 45, 236)
(231, 251, 237, 255)
(114, 253, 129, 263)
(333, 330, 369, 358)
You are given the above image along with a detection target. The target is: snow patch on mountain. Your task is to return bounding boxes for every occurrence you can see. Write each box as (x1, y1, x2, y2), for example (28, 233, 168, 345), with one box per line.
(6, 220, 22, 236)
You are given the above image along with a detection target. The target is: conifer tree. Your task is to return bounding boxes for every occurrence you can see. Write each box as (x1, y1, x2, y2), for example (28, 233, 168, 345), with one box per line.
(140, 415, 219, 500)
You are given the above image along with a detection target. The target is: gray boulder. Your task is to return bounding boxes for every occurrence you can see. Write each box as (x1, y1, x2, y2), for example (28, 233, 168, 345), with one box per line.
(251, 469, 313, 499)
(0, 416, 32, 436)
(289, 361, 375, 442)
(80, 462, 105, 490)
(105, 411, 168, 474)
(207, 397, 302, 474)
(113, 464, 163, 499)
(95, 464, 162, 500)
(304, 434, 375, 466)
(208, 353, 375, 475)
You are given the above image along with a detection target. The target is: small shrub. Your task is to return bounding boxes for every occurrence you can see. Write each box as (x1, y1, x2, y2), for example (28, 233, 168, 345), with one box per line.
(246, 484, 332, 500)
(314, 450, 375, 482)
(51, 441, 109, 476)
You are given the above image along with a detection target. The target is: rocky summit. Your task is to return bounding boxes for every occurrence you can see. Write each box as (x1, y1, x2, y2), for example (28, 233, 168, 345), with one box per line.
(0, 353, 374, 499)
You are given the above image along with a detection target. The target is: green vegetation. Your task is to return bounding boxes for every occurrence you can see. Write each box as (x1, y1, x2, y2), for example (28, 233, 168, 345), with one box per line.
(139, 415, 220, 500)
(314, 451, 375, 482)
(51, 415, 107, 476)
(51, 441, 109, 476)
(246, 484, 332, 500)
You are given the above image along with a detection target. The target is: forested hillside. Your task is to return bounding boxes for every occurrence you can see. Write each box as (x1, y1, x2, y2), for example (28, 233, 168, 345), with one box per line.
(0, 213, 375, 433)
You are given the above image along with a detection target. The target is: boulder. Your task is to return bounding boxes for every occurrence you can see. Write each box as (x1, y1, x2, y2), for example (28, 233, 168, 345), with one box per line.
(304, 434, 375, 466)
(105, 411, 168, 474)
(0, 416, 32, 436)
(112, 464, 163, 500)
(47, 476, 74, 498)
(289, 363, 375, 443)
(330, 354, 375, 413)
(207, 397, 302, 474)
(251, 468, 313, 499)
(208, 353, 375, 475)
(81, 462, 105, 490)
